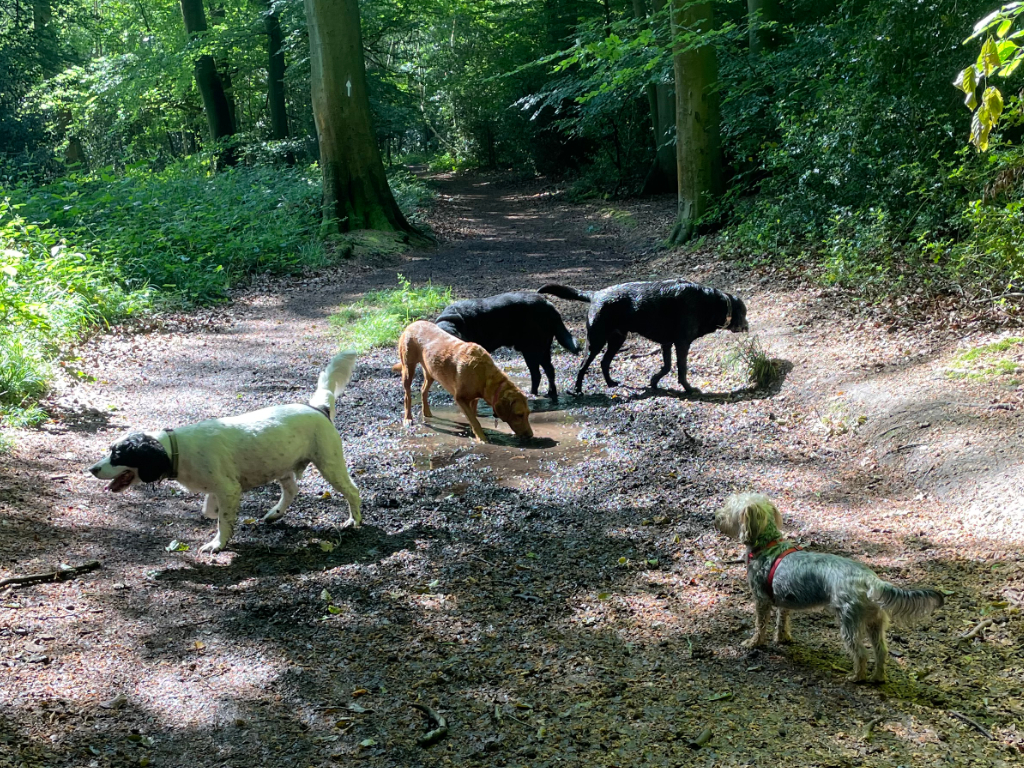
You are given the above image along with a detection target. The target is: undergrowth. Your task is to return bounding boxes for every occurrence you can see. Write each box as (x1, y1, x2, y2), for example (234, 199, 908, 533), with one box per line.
(0, 161, 433, 442)
(0, 198, 151, 433)
(329, 275, 452, 352)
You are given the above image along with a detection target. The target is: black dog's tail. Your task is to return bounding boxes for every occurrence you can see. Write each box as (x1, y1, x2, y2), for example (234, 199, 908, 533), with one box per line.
(538, 284, 592, 303)
(553, 317, 580, 354)
(869, 582, 944, 623)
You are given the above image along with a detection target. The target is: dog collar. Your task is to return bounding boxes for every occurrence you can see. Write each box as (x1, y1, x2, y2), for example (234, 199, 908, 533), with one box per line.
(165, 428, 179, 480)
(720, 292, 733, 329)
(747, 538, 782, 561)
(303, 403, 332, 420)
(766, 545, 803, 601)
(485, 379, 508, 409)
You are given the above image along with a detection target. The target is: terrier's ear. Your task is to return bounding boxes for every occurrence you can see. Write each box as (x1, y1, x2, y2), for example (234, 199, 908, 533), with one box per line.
(739, 503, 765, 544)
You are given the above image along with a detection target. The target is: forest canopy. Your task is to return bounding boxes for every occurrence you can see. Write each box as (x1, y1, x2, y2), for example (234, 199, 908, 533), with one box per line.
(2, 0, 1024, 422)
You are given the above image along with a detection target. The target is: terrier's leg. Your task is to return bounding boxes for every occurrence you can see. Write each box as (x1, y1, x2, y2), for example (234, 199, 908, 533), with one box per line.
(743, 599, 772, 648)
(774, 608, 793, 644)
(839, 606, 869, 682)
(867, 612, 890, 683)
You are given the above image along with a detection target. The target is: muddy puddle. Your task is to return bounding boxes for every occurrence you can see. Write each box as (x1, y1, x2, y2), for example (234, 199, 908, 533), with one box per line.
(404, 400, 601, 488)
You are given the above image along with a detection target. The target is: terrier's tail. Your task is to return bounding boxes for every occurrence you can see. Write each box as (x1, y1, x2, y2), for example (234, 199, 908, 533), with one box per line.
(869, 582, 944, 623)
(538, 284, 592, 303)
(309, 350, 358, 421)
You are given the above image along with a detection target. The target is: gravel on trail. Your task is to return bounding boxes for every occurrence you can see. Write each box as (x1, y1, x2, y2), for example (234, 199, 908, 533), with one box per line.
(1, 173, 1023, 767)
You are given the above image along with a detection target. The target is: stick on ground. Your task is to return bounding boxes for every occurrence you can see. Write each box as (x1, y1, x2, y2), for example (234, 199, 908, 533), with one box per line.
(409, 702, 448, 747)
(0, 561, 101, 590)
(949, 710, 993, 740)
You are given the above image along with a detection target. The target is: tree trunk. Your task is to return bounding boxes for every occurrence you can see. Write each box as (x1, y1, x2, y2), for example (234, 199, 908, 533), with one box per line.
(303, 0, 417, 235)
(179, 0, 236, 163)
(668, 0, 721, 245)
(747, 0, 779, 56)
(640, 0, 676, 194)
(265, 0, 290, 140)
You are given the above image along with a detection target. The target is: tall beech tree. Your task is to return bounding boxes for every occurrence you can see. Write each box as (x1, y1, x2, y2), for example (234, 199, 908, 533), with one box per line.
(179, 0, 236, 159)
(668, 0, 721, 244)
(303, 0, 415, 234)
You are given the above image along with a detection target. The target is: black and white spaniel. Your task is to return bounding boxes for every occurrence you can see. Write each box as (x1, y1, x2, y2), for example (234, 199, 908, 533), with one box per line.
(88, 351, 361, 553)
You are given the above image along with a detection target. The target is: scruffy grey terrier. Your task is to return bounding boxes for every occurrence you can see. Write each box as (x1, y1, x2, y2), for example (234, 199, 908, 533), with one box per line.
(714, 493, 944, 682)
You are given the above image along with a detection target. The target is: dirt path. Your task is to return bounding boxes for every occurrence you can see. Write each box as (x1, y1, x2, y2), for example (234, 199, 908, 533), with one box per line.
(1, 174, 1023, 767)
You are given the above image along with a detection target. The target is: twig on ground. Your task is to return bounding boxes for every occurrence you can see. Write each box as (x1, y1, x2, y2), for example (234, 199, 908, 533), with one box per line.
(949, 710, 994, 740)
(0, 561, 101, 590)
(689, 726, 712, 749)
(863, 717, 886, 742)
(961, 617, 995, 640)
(409, 702, 448, 747)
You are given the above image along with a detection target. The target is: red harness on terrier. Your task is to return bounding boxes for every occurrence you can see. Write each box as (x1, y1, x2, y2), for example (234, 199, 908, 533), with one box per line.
(748, 540, 804, 600)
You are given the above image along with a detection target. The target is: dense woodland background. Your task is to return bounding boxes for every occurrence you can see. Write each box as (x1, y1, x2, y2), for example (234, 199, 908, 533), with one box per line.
(2, 0, 1024, 432)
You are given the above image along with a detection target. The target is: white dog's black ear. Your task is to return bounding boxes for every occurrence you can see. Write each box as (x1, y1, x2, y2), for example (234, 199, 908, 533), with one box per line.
(111, 433, 171, 483)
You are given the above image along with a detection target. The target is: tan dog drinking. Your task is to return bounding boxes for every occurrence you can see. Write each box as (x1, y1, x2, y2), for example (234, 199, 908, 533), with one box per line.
(394, 320, 533, 442)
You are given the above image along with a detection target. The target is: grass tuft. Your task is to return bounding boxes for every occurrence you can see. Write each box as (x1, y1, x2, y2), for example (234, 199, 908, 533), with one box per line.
(725, 335, 781, 390)
(946, 337, 1024, 384)
(328, 275, 452, 353)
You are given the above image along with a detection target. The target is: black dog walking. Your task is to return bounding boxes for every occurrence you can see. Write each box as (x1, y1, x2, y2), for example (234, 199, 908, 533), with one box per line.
(538, 279, 749, 394)
(434, 292, 579, 399)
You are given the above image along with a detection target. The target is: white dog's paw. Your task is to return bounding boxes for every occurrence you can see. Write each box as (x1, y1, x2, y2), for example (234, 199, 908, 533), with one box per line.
(199, 537, 227, 554)
(262, 509, 285, 523)
(742, 636, 767, 649)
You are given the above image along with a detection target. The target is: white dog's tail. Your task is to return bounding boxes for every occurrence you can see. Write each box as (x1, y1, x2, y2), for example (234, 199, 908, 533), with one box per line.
(869, 582, 944, 623)
(309, 350, 358, 420)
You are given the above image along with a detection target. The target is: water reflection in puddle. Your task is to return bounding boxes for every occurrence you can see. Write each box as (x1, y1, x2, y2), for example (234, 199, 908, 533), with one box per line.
(405, 401, 601, 488)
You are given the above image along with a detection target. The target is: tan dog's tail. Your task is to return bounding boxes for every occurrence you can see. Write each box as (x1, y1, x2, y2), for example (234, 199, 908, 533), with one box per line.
(309, 350, 357, 420)
(392, 362, 403, 372)
(869, 582, 944, 623)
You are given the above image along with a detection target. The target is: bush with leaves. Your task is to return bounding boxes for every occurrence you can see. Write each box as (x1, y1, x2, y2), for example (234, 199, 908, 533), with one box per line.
(0, 198, 151, 424)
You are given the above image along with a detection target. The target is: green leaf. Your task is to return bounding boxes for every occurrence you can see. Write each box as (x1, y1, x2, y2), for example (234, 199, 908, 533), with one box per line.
(997, 19, 1014, 38)
(979, 37, 1003, 77)
(997, 39, 1020, 63)
(1001, 57, 1024, 76)
(597, 592, 612, 600)
(320, 589, 332, 602)
(327, 605, 342, 614)
(983, 86, 1005, 120)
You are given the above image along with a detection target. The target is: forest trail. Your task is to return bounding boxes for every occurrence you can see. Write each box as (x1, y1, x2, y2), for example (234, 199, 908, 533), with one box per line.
(1, 174, 1023, 766)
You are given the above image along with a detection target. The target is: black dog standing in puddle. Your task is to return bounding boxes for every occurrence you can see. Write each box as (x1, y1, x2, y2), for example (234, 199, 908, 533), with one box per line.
(539, 279, 749, 394)
(434, 292, 579, 400)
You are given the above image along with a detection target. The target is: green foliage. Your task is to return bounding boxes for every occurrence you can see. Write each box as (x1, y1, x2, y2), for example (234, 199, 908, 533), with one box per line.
(955, 4, 1024, 151)
(387, 169, 434, 223)
(328, 275, 451, 352)
(0, 196, 151, 423)
(13, 160, 326, 304)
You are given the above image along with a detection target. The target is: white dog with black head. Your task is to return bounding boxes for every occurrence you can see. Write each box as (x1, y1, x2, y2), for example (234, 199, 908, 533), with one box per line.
(88, 351, 361, 553)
